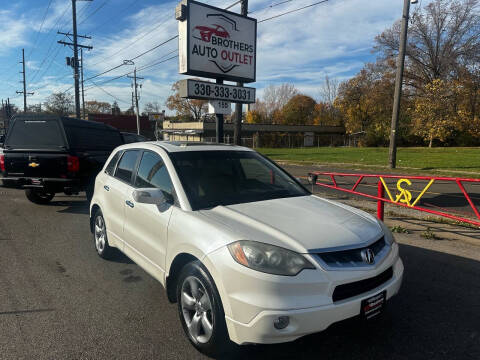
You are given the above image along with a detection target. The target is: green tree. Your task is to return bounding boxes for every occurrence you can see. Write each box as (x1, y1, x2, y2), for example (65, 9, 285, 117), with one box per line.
(280, 94, 316, 125)
(413, 79, 456, 147)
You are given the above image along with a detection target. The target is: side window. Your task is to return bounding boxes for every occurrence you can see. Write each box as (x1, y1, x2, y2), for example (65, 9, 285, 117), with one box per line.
(135, 151, 174, 196)
(105, 151, 121, 176)
(114, 150, 140, 184)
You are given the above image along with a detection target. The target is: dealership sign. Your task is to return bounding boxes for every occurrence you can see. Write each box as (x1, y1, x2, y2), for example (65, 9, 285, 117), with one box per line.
(178, 79, 256, 103)
(176, 0, 257, 83)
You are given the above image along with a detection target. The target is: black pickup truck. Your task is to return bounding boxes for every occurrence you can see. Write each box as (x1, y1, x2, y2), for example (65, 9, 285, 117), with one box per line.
(0, 115, 124, 204)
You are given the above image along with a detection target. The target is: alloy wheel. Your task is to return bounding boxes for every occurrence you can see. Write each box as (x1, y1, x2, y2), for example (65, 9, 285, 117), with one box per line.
(94, 215, 106, 253)
(180, 276, 214, 344)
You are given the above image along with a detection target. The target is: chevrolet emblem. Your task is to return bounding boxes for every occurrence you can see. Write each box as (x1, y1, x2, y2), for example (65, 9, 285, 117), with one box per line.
(28, 162, 40, 168)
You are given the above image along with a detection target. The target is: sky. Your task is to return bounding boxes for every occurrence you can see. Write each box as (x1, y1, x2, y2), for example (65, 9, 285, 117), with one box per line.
(0, 0, 405, 113)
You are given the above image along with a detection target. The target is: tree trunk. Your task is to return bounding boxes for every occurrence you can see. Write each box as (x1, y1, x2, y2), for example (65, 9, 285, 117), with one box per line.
(428, 134, 433, 148)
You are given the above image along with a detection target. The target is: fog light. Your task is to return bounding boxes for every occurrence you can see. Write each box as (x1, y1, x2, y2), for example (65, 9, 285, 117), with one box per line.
(273, 316, 290, 330)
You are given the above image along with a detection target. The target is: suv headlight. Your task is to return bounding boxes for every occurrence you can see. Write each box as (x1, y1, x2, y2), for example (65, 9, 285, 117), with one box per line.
(227, 240, 315, 276)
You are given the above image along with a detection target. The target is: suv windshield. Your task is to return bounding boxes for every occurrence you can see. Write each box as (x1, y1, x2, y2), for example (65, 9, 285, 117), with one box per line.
(170, 150, 308, 210)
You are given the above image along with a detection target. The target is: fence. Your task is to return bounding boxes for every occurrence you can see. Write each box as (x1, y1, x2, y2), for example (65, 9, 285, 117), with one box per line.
(308, 172, 480, 227)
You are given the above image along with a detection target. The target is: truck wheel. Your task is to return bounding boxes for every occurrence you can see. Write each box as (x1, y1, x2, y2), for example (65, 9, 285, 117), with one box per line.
(25, 189, 55, 204)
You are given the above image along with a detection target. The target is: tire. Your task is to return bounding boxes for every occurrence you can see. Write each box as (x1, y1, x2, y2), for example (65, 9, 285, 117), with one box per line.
(176, 261, 232, 357)
(25, 189, 55, 204)
(93, 209, 114, 259)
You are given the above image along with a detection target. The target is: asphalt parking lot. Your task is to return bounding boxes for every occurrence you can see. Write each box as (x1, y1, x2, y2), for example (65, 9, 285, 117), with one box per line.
(1, 186, 479, 360)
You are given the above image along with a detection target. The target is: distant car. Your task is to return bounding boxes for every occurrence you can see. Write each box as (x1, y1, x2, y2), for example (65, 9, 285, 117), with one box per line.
(194, 24, 230, 42)
(121, 132, 147, 144)
(90, 141, 403, 356)
(0, 114, 124, 204)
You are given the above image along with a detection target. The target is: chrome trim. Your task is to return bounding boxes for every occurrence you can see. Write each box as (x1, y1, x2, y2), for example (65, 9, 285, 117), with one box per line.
(307, 232, 385, 254)
(313, 241, 392, 271)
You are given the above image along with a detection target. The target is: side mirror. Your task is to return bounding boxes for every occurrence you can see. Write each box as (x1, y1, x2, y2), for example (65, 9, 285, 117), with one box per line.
(307, 173, 318, 185)
(132, 188, 166, 205)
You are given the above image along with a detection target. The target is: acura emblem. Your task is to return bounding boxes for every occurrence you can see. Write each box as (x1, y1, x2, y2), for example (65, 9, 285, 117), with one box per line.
(361, 248, 375, 264)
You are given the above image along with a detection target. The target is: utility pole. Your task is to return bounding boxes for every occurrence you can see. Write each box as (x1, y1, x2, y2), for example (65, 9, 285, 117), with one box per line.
(128, 68, 144, 135)
(58, 0, 92, 119)
(72, 0, 80, 118)
(233, 0, 249, 146)
(389, 0, 416, 168)
(16, 49, 34, 112)
(80, 48, 86, 119)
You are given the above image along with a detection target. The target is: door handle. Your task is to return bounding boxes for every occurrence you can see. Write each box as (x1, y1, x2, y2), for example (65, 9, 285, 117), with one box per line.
(104, 185, 110, 191)
(125, 200, 134, 208)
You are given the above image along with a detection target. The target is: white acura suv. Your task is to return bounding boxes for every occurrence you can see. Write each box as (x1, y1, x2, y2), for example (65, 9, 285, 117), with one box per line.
(90, 141, 403, 356)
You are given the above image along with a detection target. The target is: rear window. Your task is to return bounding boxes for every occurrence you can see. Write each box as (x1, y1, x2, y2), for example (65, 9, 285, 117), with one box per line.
(6, 120, 65, 149)
(64, 126, 123, 150)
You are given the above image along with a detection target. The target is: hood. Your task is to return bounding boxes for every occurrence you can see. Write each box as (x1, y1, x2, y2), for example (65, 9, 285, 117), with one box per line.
(200, 195, 383, 253)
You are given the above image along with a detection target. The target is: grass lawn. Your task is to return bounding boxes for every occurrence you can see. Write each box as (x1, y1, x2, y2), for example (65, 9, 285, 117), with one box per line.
(257, 147, 480, 177)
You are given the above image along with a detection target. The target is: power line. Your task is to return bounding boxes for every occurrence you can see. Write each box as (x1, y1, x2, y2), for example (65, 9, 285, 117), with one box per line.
(249, 0, 295, 14)
(89, 13, 173, 67)
(88, 0, 138, 34)
(84, 35, 177, 82)
(31, 46, 71, 92)
(258, 0, 329, 22)
(83, 52, 178, 91)
(86, 79, 130, 104)
(130, 35, 178, 61)
(78, 0, 111, 26)
(84, 63, 124, 82)
(28, 3, 72, 83)
(225, 0, 241, 10)
(77, 0, 93, 19)
(27, 0, 54, 58)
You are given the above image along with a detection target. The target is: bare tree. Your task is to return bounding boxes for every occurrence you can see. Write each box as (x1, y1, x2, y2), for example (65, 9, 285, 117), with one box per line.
(318, 75, 339, 105)
(143, 101, 162, 114)
(375, 0, 480, 90)
(44, 92, 74, 116)
(262, 83, 298, 118)
(85, 100, 111, 114)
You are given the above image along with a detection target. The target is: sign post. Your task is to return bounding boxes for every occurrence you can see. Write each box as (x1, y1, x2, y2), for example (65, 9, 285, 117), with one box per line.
(176, 0, 256, 143)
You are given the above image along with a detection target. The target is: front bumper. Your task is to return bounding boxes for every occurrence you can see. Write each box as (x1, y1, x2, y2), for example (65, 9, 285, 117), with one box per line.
(204, 243, 403, 345)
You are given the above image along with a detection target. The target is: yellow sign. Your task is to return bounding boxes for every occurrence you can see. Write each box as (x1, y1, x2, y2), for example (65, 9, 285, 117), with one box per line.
(380, 177, 435, 207)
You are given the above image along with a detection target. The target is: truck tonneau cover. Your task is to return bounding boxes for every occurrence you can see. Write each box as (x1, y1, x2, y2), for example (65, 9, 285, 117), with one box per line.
(11, 114, 118, 132)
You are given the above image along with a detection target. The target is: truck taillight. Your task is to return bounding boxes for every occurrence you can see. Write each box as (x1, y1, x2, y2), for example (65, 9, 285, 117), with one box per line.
(67, 155, 80, 172)
(0, 155, 5, 172)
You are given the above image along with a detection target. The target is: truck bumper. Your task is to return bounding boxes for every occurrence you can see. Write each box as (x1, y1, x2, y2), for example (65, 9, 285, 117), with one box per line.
(0, 176, 81, 192)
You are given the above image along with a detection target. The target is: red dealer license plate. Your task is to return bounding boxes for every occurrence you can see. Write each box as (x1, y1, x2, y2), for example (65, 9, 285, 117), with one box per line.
(361, 291, 386, 319)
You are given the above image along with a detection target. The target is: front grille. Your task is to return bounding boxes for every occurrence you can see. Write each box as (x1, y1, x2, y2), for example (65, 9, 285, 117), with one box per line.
(316, 237, 388, 268)
(332, 267, 393, 302)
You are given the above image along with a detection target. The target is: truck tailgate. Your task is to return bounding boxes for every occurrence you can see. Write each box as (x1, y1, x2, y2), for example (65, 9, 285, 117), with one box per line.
(5, 151, 68, 178)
